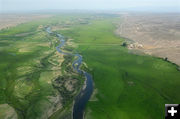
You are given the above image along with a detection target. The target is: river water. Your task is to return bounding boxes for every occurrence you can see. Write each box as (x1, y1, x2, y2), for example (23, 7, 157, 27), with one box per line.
(46, 27, 93, 119)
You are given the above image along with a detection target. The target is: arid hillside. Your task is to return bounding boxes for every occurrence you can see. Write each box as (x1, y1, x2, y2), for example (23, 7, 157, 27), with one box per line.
(0, 14, 51, 30)
(116, 13, 180, 65)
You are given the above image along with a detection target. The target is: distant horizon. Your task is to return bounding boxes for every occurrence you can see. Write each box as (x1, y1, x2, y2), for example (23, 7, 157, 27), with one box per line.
(1, 0, 179, 13)
(1, 8, 180, 14)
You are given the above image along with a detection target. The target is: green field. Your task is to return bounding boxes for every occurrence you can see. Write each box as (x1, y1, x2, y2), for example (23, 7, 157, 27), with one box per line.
(0, 14, 180, 119)
(59, 18, 180, 119)
(0, 15, 85, 119)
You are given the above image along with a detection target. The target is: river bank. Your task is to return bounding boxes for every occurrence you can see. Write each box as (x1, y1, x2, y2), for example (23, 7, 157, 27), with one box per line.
(46, 27, 93, 119)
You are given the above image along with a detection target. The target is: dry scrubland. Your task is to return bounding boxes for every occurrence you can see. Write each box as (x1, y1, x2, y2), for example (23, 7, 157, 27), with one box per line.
(116, 13, 180, 65)
(0, 14, 51, 30)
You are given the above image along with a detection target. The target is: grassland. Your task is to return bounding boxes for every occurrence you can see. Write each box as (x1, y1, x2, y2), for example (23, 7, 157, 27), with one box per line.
(0, 13, 180, 119)
(0, 15, 86, 119)
(59, 18, 180, 119)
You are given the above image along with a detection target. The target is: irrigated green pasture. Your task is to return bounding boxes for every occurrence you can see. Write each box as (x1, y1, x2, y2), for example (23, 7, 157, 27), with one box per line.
(59, 18, 180, 119)
(0, 15, 86, 119)
(0, 14, 180, 119)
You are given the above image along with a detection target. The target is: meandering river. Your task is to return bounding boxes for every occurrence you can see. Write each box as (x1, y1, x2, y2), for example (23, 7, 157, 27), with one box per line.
(46, 27, 93, 119)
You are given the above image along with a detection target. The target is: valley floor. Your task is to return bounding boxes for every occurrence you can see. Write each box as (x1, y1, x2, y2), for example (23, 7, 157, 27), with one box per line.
(0, 13, 180, 119)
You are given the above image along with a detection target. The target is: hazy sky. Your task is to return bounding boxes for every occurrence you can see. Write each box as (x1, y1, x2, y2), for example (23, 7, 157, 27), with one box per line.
(1, 0, 180, 12)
